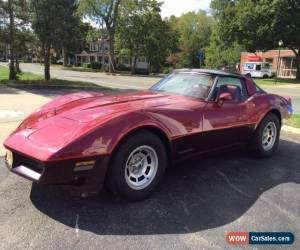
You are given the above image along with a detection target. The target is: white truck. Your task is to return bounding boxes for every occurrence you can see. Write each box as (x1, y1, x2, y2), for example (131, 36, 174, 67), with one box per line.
(243, 62, 274, 78)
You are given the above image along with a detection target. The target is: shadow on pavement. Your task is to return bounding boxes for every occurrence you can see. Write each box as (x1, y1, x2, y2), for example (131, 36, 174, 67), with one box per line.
(30, 139, 300, 235)
(0, 86, 24, 95)
(7, 86, 133, 99)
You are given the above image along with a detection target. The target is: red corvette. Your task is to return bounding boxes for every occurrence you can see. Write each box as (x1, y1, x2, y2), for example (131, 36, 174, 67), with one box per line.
(3, 69, 293, 200)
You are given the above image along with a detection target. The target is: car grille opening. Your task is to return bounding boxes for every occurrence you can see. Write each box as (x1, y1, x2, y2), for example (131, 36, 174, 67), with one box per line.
(12, 152, 44, 174)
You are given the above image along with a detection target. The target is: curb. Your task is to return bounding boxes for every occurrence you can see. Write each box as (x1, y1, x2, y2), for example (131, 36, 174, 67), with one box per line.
(282, 125, 300, 135)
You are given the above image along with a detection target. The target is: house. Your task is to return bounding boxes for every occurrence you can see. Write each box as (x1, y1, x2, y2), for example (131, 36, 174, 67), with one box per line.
(75, 39, 110, 65)
(240, 50, 297, 78)
(75, 39, 149, 71)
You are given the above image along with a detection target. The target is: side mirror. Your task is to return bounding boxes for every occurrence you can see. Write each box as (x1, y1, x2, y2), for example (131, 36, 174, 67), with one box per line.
(218, 92, 232, 105)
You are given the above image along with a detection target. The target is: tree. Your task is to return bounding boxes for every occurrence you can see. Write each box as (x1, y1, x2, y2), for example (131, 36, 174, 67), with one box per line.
(117, 0, 177, 73)
(211, 0, 300, 80)
(143, 12, 178, 73)
(80, 0, 121, 73)
(0, 0, 29, 80)
(171, 11, 214, 68)
(205, 24, 244, 70)
(31, 0, 80, 80)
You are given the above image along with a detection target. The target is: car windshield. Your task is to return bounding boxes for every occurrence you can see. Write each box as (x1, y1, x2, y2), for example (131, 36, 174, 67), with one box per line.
(150, 73, 215, 99)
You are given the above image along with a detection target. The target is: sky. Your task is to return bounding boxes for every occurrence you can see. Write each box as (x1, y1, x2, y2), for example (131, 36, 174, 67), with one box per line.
(160, 0, 212, 18)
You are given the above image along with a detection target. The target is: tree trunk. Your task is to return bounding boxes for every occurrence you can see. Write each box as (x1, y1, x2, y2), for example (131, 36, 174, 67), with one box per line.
(8, 0, 17, 80)
(44, 46, 51, 80)
(62, 46, 68, 67)
(108, 29, 116, 73)
(16, 57, 21, 73)
(131, 55, 137, 74)
(296, 51, 300, 81)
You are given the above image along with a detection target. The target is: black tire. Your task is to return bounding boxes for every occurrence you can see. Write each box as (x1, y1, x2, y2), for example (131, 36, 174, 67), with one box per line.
(250, 113, 281, 157)
(263, 74, 269, 79)
(246, 73, 251, 77)
(106, 130, 167, 201)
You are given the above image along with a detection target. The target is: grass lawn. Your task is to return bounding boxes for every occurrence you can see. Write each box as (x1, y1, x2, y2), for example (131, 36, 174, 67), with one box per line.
(286, 114, 300, 128)
(255, 78, 300, 86)
(0, 66, 108, 89)
(0, 65, 43, 81)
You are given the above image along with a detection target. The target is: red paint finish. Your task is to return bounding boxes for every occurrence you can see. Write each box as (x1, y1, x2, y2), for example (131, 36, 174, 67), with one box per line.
(3, 71, 291, 196)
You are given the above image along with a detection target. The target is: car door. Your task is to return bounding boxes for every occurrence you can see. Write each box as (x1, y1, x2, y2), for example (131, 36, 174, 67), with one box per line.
(200, 76, 256, 151)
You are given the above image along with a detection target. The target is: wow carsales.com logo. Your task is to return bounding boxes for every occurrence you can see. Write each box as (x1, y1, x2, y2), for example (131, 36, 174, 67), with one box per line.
(226, 232, 294, 245)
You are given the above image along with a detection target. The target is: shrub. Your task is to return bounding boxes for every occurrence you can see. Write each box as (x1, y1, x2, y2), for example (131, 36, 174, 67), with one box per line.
(91, 62, 102, 70)
(83, 63, 91, 68)
(162, 67, 172, 74)
(116, 63, 130, 71)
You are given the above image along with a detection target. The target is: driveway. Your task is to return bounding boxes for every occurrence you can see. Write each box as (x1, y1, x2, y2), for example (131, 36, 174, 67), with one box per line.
(0, 85, 299, 249)
(0, 132, 299, 249)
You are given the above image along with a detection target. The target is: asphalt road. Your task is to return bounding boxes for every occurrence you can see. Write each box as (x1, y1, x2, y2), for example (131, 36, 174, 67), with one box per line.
(0, 86, 300, 249)
(0, 131, 299, 250)
(19, 63, 300, 113)
(1, 62, 300, 112)
(18, 63, 160, 90)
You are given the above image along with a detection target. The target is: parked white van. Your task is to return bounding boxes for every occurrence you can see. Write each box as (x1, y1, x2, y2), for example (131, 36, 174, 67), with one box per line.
(243, 62, 274, 78)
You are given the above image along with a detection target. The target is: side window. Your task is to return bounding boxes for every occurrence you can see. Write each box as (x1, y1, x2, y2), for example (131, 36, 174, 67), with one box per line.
(212, 77, 248, 102)
(256, 64, 261, 71)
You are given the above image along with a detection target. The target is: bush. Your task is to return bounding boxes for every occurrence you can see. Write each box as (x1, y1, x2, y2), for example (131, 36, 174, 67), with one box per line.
(91, 62, 102, 70)
(116, 63, 130, 71)
(83, 63, 91, 68)
(162, 67, 172, 74)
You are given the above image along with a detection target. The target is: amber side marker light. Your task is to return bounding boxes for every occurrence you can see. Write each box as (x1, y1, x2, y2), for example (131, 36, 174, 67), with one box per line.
(74, 160, 96, 172)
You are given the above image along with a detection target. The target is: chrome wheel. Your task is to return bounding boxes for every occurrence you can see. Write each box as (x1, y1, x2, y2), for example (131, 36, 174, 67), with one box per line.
(262, 121, 277, 151)
(125, 145, 158, 190)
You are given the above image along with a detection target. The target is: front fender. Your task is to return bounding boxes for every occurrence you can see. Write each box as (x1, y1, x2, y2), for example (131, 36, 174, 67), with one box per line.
(51, 111, 171, 161)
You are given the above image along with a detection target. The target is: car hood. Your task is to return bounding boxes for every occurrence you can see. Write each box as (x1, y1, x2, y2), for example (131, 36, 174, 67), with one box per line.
(4, 91, 181, 160)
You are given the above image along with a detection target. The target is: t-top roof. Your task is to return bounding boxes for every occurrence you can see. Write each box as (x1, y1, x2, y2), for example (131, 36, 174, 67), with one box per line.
(173, 68, 243, 78)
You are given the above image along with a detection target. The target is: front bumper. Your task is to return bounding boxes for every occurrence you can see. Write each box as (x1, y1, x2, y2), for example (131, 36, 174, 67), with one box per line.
(4, 149, 110, 196)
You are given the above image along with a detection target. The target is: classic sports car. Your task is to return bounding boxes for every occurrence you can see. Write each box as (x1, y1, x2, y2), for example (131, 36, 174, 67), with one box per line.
(4, 69, 293, 200)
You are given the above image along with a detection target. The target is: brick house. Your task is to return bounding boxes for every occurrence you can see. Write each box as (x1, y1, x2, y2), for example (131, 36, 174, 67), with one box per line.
(240, 50, 297, 78)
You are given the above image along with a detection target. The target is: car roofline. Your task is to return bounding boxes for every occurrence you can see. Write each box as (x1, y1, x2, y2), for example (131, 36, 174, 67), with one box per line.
(172, 68, 243, 78)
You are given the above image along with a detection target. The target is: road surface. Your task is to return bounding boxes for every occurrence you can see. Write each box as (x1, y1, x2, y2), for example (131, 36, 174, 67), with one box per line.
(22, 63, 300, 113)
(1, 62, 300, 112)
(19, 63, 160, 90)
(0, 83, 300, 250)
(0, 128, 299, 250)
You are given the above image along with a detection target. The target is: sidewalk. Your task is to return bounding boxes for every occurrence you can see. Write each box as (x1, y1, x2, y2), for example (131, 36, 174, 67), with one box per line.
(0, 86, 51, 156)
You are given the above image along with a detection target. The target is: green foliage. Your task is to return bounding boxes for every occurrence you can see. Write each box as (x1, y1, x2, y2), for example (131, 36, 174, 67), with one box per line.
(0, 0, 30, 79)
(167, 11, 213, 68)
(31, 0, 79, 48)
(117, 0, 178, 73)
(286, 114, 300, 129)
(205, 25, 244, 69)
(82, 63, 91, 68)
(0, 66, 41, 81)
(79, 0, 121, 72)
(31, 0, 80, 79)
(211, 0, 300, 78)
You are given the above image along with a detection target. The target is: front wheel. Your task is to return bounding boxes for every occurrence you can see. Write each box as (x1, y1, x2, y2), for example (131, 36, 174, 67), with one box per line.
(250, 113, 280, 157)
(106, 131, 167, 201)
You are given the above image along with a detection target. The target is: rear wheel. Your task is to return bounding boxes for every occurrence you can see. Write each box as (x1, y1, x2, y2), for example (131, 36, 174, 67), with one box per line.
(250, 113, 280, 157)
(106, 131, 167, 201)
